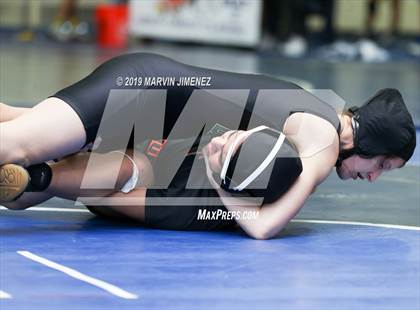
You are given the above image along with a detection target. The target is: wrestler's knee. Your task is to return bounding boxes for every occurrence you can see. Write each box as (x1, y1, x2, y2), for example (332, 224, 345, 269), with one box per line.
(2, 192, 51, 210)
(0, 126, 30, 166)
(3, 199, 31, 210)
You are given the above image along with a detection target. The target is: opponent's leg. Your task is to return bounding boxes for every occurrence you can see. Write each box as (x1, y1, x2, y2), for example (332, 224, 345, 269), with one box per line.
(86, 188, 147, 222)
(47, 150, 150, 221)
(46, 150, 150, 221)
(2, 192, 53, 210)
(1, 149, 153, 207)
(0, 104, 52, 205)
(36, 148, 153, 201)
(0, 97, 86, 166)
(46, 151, 138, 200)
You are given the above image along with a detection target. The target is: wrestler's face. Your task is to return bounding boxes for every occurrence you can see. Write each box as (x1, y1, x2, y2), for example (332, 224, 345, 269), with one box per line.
(203, 130, 250, 174)
(336, 155, 405, 182)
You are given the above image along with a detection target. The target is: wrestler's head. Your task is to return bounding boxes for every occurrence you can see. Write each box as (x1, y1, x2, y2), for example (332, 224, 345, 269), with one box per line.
(336, 89, 416, 182)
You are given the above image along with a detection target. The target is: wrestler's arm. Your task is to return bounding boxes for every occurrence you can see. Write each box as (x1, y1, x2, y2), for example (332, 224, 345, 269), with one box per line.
(243, 158, 318, 239)
(206, 144, 336, 240)
(211, 163, 315, 239)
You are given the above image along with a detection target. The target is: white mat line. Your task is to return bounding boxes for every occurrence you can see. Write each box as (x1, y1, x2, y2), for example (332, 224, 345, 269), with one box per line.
(2, 206, 419, 231)
(0, 290, 12, 299)
(291, 219, 420, 231)
(0, 206, 89, 213)
(17, 251, 138, 300)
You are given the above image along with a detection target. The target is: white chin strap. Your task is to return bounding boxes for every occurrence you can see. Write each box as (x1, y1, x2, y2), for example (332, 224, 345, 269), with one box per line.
(220, 126, 286, 191)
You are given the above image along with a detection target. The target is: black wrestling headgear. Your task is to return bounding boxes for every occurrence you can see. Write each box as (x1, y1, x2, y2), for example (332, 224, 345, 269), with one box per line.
(337, 88, 416, 166)
(220, 126, 302, 204)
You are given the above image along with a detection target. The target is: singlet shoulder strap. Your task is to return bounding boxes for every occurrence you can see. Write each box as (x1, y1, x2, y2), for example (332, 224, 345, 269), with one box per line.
(290, 107, 341, 136)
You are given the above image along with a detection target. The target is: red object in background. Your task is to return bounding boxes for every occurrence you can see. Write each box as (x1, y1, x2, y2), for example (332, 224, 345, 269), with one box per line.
(95, 4, 128, 48)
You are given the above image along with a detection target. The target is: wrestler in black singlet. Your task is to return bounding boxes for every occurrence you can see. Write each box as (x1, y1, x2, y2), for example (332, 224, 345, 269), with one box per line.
(52, 53, 341, 230)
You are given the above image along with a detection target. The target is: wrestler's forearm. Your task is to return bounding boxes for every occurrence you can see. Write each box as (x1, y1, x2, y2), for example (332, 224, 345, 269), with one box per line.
(213, 171, 314, 240)
(204, 154, 268, 239)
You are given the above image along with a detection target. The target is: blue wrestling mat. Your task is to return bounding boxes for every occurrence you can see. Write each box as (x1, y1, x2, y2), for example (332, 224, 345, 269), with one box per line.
(1, 206, 419, 310)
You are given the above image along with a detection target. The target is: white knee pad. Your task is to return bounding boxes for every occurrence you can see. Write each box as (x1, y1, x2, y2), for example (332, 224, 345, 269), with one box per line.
(111, 151, 139, 193)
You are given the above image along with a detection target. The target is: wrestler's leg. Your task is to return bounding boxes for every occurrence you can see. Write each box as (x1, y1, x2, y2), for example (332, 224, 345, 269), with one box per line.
(86, 189, 147, 222)
(2, 192, 53, 210)
(44, 149, 152, 200)
(0, 97, 86, 166)
(48, 150, 150, 221)
(47, 150, 151, 221)
(2, 148, 153, 211)
(0, 102, 31, 122)
(0, 104, 53, 208)
(46, 151, 135, 200)
(0, 150, 127, 210)
(0, 103, 56, 207)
